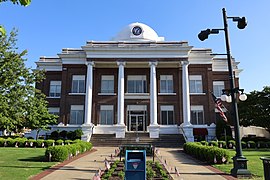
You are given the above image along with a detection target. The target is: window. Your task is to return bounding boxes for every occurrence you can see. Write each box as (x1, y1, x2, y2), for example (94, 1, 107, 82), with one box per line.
(70, 105, 84, 125)
(213, 81, 225, 97)
(72, 75, 85, 93)
(101, 75, 114, 93)
(48, 107, 60, 116)
(160, 105, 174, 125)
(49, 81, 61, 97)
(191, 106, 204, 125)
(160, 75, 173, 93)
(189, 75, 203, 93)
(100, 105, 114, 125)
(127, 75, 147, 93)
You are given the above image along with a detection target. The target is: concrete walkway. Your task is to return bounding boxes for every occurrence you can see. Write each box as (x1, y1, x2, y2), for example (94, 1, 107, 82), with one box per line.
(32, 147, 236, 180)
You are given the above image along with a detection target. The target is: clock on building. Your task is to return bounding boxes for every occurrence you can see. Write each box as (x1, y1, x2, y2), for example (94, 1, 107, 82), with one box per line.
(132, 26, 142, 36)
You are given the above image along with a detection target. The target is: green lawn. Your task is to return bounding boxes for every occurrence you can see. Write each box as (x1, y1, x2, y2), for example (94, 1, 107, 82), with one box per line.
(0, 148, 57, 180)
(213, 149, 270, 180)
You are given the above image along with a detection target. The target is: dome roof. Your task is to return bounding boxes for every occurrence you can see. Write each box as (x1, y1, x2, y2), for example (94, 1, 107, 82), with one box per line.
(112, 22, 164, 42)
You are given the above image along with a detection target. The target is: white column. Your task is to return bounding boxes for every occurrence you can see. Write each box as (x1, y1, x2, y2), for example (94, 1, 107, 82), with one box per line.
(182, 61, 191, 125)
(149, 61, 158, 125)
(84, 61, 94, 125)
(117, 61, 125, 125)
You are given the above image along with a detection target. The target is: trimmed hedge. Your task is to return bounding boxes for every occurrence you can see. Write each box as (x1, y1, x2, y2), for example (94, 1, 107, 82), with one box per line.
(183, 142, 230, 164)
(45, 141, 92, 162)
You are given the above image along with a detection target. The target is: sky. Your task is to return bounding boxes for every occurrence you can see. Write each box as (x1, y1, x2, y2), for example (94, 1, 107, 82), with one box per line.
(0, 0, 269, 93)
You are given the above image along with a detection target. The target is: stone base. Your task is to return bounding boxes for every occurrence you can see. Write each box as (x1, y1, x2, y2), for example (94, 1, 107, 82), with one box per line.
(114, 125, 126, 138)
(180, 123, 194, 142)
(148, 125, 160, 138)
(81, 124, 94, 142)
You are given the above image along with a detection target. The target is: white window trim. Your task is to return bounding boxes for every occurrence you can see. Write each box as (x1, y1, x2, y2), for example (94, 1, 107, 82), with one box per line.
(101, 75, 114, 94)
(49, 81, 61, 98)
(72, 75, 85, 81)
(48, 107, 60, 113)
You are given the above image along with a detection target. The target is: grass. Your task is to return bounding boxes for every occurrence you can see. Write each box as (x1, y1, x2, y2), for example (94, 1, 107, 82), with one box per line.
(213, 149, 270, 180)
(0, 148, 57, 180)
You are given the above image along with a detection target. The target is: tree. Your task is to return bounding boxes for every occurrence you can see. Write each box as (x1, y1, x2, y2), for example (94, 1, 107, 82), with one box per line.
(0, 30, 55, 134)
(238, 86, 270, 131)
(0, 0, 31, 37)
(25, 90, 58, 140)
(0, 0, 31, 6)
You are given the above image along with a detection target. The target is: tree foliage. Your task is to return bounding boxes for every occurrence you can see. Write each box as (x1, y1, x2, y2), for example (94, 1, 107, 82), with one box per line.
(238, 86, 270, 131)
(0, 0, 31, 6)
(0, 30, 57, 133)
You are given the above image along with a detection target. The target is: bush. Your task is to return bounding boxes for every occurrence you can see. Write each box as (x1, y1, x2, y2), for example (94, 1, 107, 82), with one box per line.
(45, 139, 55, 147)
(6, 138, 16, 147)
(64, 140, 73, 145)
(228, 140, 235, 149)
(50, 130, 60, 140)
(183, 142, 230, 164)
(0, 138, 6, 146)
(241, 141, 247, 149)
(59, 130, 67, 139)
(45, 146, 69, 162)
(218, 141, 226, 148)
(200, 141, 208, 146)
(45, 141, 92, 162)
(67, 131, 75, 140)
(55, 139, 64, 145)
(35, 140, 44, 147)
(74, 129, 83, 140)
(209, 141, 218, 147)
(257, 141, 268, 148)
(26, 139, 36, 147)
(247, 141, 256, 148)
(14, 138, 27, 147)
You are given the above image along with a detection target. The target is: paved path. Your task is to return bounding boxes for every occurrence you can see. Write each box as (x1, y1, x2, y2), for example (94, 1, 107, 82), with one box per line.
(156, 148, 234, 180)
(32, 147, 236, 180)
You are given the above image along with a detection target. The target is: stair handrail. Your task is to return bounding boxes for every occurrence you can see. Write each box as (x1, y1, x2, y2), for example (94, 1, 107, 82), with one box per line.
(179, 125, 188, 142)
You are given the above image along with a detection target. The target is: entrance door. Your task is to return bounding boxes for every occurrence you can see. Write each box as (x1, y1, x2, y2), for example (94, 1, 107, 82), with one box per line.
(129, 114, 145, 132)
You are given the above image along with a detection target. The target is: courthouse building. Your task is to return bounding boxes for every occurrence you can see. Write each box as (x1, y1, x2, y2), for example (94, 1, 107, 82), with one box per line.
(36, 22, 241, 141)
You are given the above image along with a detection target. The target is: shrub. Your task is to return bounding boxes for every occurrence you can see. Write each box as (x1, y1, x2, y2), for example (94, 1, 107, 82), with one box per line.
(67, 131, 75, 140)
(228, 140, 235, 149)
(26, 139, 36, 147)
(45, 141, 92, 162)
(35, 140, 44, 147)
(14, 138, 27, 147)
(50, 130, 60, 140)
(6, 138, 16, 147)
(218, 141, 226, 148)
(64, 140, 73, 145)
(257, 141, 268, 148)
(241, 141, 247, 149)
(45, 146, 69, 162)
(74, 129, 83, 140)
(45, 139, 55, 147)
(0, 138, 6, 147)
(209, 141, 218, 147)
(200, 141, 208, 146)
(59, 130, 67, 139)
(247, 141, 256, 148)
(55, 139, 64, 146)
(183, 142, 230, 164)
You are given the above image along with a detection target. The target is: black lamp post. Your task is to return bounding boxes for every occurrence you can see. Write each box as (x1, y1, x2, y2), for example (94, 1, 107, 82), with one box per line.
(198, 8, 251, 177)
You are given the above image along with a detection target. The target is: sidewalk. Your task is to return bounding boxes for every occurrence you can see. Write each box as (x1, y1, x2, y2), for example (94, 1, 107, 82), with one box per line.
(156, 148, 236, 180)
(32, 147, 237, 180)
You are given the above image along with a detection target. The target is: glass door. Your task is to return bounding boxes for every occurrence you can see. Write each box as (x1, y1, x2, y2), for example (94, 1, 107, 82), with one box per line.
(129, 114, 145, 132)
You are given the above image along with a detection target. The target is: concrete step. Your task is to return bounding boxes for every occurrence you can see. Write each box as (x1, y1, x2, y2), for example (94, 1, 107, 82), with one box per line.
(90, 133, 185, 147)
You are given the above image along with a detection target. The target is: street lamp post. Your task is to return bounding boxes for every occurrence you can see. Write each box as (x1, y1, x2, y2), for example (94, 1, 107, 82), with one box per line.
(198, 8, 251, 177)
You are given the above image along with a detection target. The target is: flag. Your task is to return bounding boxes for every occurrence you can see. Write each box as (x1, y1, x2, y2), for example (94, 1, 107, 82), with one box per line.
(211, 93, 228, 122)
